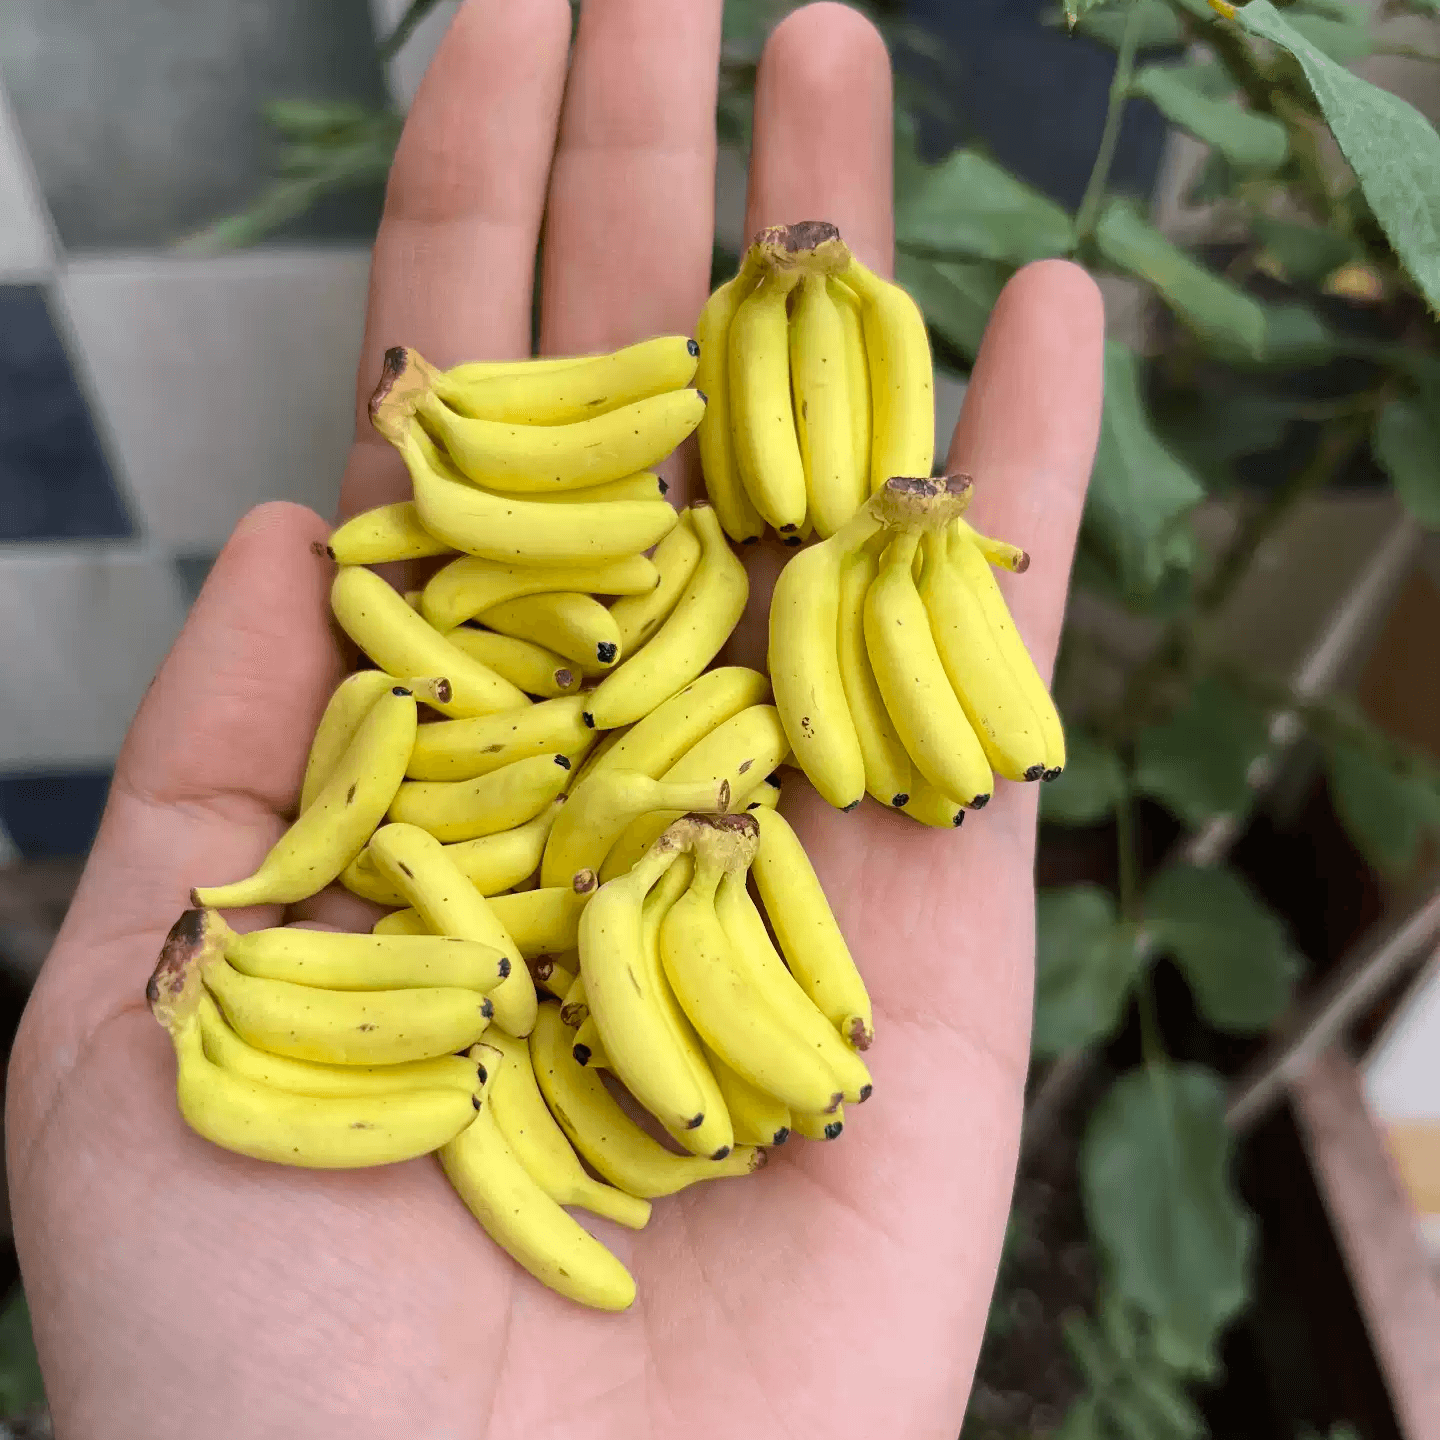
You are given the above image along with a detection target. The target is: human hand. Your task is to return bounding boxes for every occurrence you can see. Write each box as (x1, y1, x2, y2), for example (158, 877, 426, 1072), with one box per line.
(6, 2, 1103, 1436)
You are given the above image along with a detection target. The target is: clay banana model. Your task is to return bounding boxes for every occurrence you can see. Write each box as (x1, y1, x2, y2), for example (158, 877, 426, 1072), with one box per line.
(705, 1042, 792, 1147)
(476, 590, 622, 675)
(406, 694, 594, 782)
(421, 553, 658, 633)
(607, 512, 701, 656)
(388, 752, 575, 843)
(441, 625, 579, 698)
(527, 952, 578, 1002)
(327, 500, 452, 566)
(792, 1108, 845, 1142)
(537, 472, 670, 506)
(830, 278, 874, 505)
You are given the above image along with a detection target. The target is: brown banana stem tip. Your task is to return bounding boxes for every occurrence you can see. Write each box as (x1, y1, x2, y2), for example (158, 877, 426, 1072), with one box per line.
(146, 907, 217, 1030)
(572, 868, 599, 895)
(685, 811, 761, 874)
(844, 1016, 875, 1052)
(368, 345, 436, 441)
(870, 476, 968, 533)
(750, 221, 852, 277)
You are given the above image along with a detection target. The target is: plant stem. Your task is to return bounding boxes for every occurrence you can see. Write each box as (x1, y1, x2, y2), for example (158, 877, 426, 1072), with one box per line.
(1137, 977, 1164, 1067)
(379, 0, 444, 62)
(1115, 785, 1140, 924)
(1075, 0, 1146, 239)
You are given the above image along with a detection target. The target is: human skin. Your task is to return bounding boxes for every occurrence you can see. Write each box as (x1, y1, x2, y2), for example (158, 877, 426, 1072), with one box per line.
(5, 2, 1103, 1436)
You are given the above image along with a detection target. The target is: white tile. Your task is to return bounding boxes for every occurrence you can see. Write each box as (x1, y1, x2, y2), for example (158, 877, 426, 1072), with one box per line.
(0, 81, 54, 280)
(369, 0, 459, 109)
(57, 249, 371, 551)
(0, 544, 187, 768)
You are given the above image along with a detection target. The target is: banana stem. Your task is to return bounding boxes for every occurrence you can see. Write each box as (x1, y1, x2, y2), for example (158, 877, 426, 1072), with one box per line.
(146, 908, 224, 1032)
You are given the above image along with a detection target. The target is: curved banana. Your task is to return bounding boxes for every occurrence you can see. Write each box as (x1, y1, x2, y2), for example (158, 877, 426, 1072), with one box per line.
(841, 257, 934, 493)
(583, 504, 748, 730)
(407, 694, 592, 782)
(478, 591, 622, 671)
(372, 909, 430, 938)
(487, 884, 593, 959)
(389, 752, 574, 843)
(865, 531, 993, 808)
(392, 422, 679, 567)
(956, 517, 1030, 573)
(830, 279, 873, 503)
(440, 1096, 637, 1311)
(193, 685, 416, 908)
(768, 505, 886, 810)
(738, 770, 783, 812)
(608, 513, 701, 656)
(430, 334, 698, 426)
(750, 808, 874, 1050)
(366, 823, 536, 1038)
(837, 545, 913, 809)
(331, 565, 529, 719)
(919, 531, 1047, 782)
(570, 1014, 609, 1070)
(535, 472, 670, 506)
(530, 1003, 763, 1198)
(540, 769, 729, 889)
(481, 1028, 650, 1228)
(441, 625, 578, 699)
(706, 1044, 791, 1147)
(526, 951, 577, 1002)
(588, 666, 770, 781)
(299, 670, 394, 812)
(420, 552, 658, 633)
(791, 273, 864, 537)
(949, 524, 1065, 778)
(902, 776, 966, 829)
(344, 799, 561, 906)
(792, 1108, 845, 1142)
(327, 500, 451, 566)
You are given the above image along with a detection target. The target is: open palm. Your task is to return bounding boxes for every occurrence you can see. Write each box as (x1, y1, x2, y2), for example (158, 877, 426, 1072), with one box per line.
(6, 2, 1103, 1435)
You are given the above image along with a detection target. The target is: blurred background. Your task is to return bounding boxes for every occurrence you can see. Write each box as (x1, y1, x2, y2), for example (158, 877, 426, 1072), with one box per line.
(1, 0, 1438, 1435)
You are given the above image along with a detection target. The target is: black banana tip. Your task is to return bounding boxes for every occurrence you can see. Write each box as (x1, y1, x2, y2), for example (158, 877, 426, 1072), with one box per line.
(711, 1144, 732, 1160)
(391, 686, 413, 697)
(596, 641, 618, 665)
(891, 793, 909, 809)
(685, 1113, 705, 1131)
(696, 389, 708, 404)
(657, 477, 669, 495)
(772, 1127, 791, 1145)
(742, 535, 761, 545)
(573, 1043, 592, 1066)
(687, 338, 700, 357)
(783, 535, 803, 547)
(778, 523, 798, 533)
(842, 798, 861, 812)
(859, 1084, 873, 1102)
(969, 793, 991, 810)
(481, 998, 495, 1018)
(1023, 764, 1046, 782)
(475, 1063, 488, 1085)
(823, 1121, 843, 1140)
(555, 754, 572, 769)
(1042, 767, 1064, 783)
(952, 811, 965, 828)
(582, 712, 596, 729)
(472, 1094, 482, 1110)
(497, 957, 512, 979)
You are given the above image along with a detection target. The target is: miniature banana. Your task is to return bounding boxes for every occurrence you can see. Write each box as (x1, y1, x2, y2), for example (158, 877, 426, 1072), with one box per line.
(331, 565, 529, 719)
(367, 823, 537, 1037)
(441, 626, 578, 698)
(487, 883, 594, 959)
(957, 517, 1030, 573)
(842, 256, 934, 493)
(536, 472, 670, 506)
(791, 272, 864, 537)
(193, 685, 416, 908)
(420, 553, 658, 633)
(481, 1028, 650, 1228)
(344, 799, 561, 906)
(570, 1015, 609, 1069)
(902, 776, 966, 828)
(920, 531, 1047, 782)
(372, 909, 430, 938)
(429, 334, 698, 426)
(526, 952, 577, 1001)
(730, 267, 807, 533)
(865, 531, 993, 809)
(299, 670, 421, 812)
(608, 513, 701, 655)
(750, 808, 874, 1050)
(694, 255, 766, 542)
(792, 1108, 844, 1142)
(705, 1044, 791, 1146)
(407, 694, 593, 782)
(478, 592, 622, 671)
(582, 504, 748, 730)
(440, 1093, 637, 1311)
(739, 770, 783, 811)
(530, 1003, 763, 1198)
(831, 279, 873, 499)
(327, 500, 451, 566)
(389, 752, 573, 843)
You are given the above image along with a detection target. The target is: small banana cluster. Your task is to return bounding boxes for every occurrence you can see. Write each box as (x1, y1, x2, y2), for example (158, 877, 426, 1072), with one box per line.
(769, 474, 1066, 819)
(696, 221, 934, 544)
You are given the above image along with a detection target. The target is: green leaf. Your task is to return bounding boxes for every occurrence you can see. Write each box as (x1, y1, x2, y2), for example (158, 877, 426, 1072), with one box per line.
(1054, 1396, 1108, 1440)
(1094, 201, 1268, 359)
(894, 253, 1009, 361)
(0, 1290, 44, 1415)
(1034, 886, 1145, 1057)
(896, 149, 1076, 266)
(1146, 865, 1301, 1029)
(1252, 214, 1359, 285)
(1042, 733, 1127, 825)
(1132, 65, 1289, 170)
(263, 98, 373, 139)
(1134, 676, 1270, 827)
(1229, 0, 1440, 314)
(1374, 396, 1440, 527)
(1325, 737, 1440, 874)
(1063, 0, 1108, 28)
(1073, 1, 1186, 50)
(1255, 302, 1342, 365)
(1285, 5, 1375, 63)
(1082, 1063, 1254, 1362)
(1088, 343, 1206, 594)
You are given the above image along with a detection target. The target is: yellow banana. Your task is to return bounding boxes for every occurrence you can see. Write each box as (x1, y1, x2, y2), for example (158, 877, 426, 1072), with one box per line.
(738, 770, 783, 811)
(478, 591, 622, 671)
(344, 799, 561, 906)
(193, 685, 416, 908)
(326, 500, 451, 566)
(694, 257, 766, 543)
(902, 776, 966, 829)
(582, 504, 748, 729)
(530, 1003, 763, 1198)
(366, 823, 537, 1037)
(919, 531, 1048, 782)
(841, 257, 934, 493)
(831, 279, 873, 502)
(440, 625, 578, 698)
(730, 266, 807, 533)
(440, 1095, 637, 1311)
(526, 951, 577, 1001)
(705, 1044, 791, 1147)
(790, 273, 864, 537)
(533, 472, 670, 506)
(389, 752, 574, 843)
(487, 884, 593, 959)
(331, 565, 530, 719)
(608, 512, 701, 656)
(792, 1107, 845, 1142)
(372, 909, 430, 937)
(481, 1029, 650, 1228)
(299, 670, 395, 812)
(865, 531, 993, 809)
(750, 808, 874, 1051)
(956, 517, 1030, 573)
(570, 1014, 609, 1070)
(407, 694, 593, 782)
(420, 552, 657, 633)
(429, 334, 698, 426)
(768, 504, 886, 810)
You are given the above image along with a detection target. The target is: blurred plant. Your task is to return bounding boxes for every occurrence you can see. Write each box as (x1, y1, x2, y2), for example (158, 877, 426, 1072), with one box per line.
(201, 0, 1440, 1429)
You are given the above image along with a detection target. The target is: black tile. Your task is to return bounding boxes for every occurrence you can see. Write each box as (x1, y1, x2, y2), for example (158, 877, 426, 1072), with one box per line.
(0, 286, 132, 541)
(172, 550, 219, 606)
(0, 770, 111, 858)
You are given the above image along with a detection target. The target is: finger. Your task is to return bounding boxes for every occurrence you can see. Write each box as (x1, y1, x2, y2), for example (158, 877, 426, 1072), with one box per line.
(337, 0, 574, 520)
(946, 260, 1106, 679)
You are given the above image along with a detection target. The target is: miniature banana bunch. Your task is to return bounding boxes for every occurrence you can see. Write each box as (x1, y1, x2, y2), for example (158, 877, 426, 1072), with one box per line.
(768, 475, 1065, 819)
(695, 220, 934, 543)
